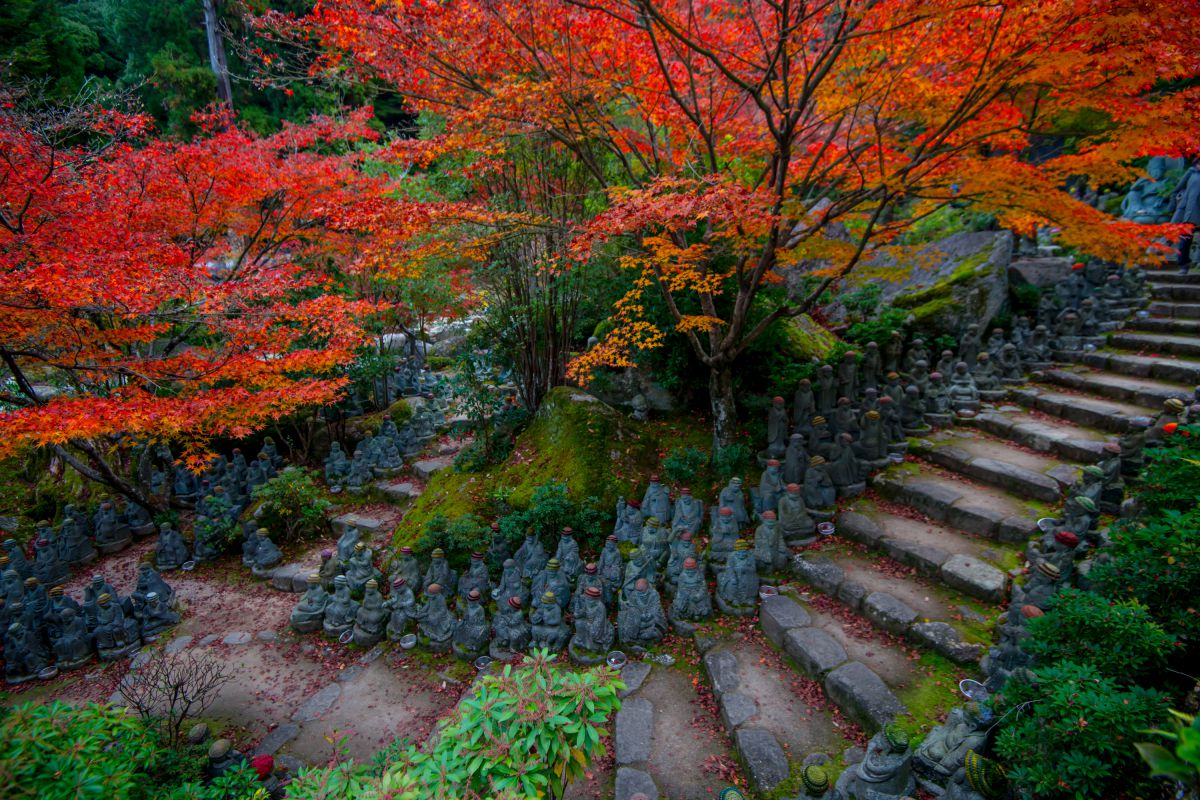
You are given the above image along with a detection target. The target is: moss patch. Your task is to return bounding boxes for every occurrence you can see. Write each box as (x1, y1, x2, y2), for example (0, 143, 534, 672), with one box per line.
(395, 388, 714, 547)
(781, 315, 839, 362)
(891, 250, 990, 312)
(894, 651, 972, 745)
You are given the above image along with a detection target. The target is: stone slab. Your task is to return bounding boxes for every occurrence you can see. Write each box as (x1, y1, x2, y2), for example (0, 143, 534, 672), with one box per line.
(760, 595, 812, 647)
(413, 456, 454, 481)
(254, 723, 300, 756)
(270, 564, 303, 592)
(615, 767, 659, 800)
(615, 697, 654, 765)
(292, 683, 342, 722)
(783, 627, 848, 678)
(824, 661, 907, 733)
(222, 631, 252, 645)
(734, 726, 790, 793)
(704, 649, 741, 697)
(908, 621, 985, 665)
(862, 592, 918, 635)
(940, 554, 1007, 603)
(619, 661, 652, 698)
(792, 555, 845, 595)
(331, 513, 387, 537)
(836, 580, 867, 611)
(720, 691, 759, 729)
(164, 634, 193, 655)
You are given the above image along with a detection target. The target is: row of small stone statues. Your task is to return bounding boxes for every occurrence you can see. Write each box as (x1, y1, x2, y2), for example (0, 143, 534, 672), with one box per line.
(155, 438, 284, 510)
(288, 520, 770, 664)
(785, 723, 1007, 800)
(323, 410, 442, 493)
(1, 564, 179, 684)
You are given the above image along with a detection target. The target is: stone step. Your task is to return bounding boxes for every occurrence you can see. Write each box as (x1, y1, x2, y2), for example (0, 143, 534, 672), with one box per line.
(1127, 316, 1200, 335)
(1064, 349, 1200, 385)
(960, 407, 1114, 463)
(870, 464, 1041, 542)
(1110, 332, 1200, 359)
(1035, 366, 1190, 408)
(1147, 270, 1200, 283)
(837, 502, 1021, 598)
(1009, 387, 1154, 433)
(1152, 283, 1200, 302)
(701, 633, 851, 794)
(793, 544, 1002, 652)
(1147, 301, 1200, 319)
(911, 428, 1079, 502)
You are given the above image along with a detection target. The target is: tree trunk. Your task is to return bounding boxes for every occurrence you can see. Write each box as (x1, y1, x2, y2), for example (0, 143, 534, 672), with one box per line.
(708, 364, 738, 452)
(201, 0, 234, 108)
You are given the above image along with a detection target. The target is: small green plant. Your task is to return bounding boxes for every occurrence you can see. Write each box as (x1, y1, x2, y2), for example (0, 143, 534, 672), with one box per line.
(0, 701, 161, 799)
(660, 445, 708, 485)
(498, 481, 607, 554)
(841, 284, 884, 323)
(167, 762, 269, 800)
(993, 662, 1168, 800)
(1024, 588, 1176, 683)
(252, 467, 332, 543)
(415, 513, 490, 569)
(843, 307, 910, 349)
(1136, 709, 1200, 799)
(712, 443, 751, 482)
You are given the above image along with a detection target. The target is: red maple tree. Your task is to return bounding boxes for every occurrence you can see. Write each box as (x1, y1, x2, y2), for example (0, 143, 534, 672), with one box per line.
(279, 0, 1200, 447)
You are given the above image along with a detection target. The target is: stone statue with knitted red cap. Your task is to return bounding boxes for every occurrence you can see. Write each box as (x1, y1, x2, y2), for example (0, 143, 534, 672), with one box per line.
(753, 511, 789, 574)
(353, 579, 388, 648)
(669, 557, 712, 634)
(452, 588, 489, 661)
(492, 595, 530, 659)
(709, 506, 741, 567)
(618, 578, 666, 647)
(569, 585, 613, 665)
(766, 396, 789, 459)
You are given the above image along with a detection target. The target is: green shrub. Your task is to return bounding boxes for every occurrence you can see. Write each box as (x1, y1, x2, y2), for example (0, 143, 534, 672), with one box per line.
(252, 467, 332, 544)
(284, 651, 623, 800)
(0, 701, 160, 799)
(1024, 589, 1176, 683)
(660, 445, 709, 485)
(387, 398, 414, 427)
(843, 307, 910, 349)
(498, 481, 606, 554)
(994, 662, 1168, 800)
(712, 443, 751, 482)
(165, 763, 267, 800)
(414, 513, 490, 569)
(1136, 709, 1200, 798)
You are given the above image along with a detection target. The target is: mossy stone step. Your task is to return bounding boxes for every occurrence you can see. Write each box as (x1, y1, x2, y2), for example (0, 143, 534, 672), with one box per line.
(1109, 332, 1200, 359)
(911, 430, 1077, 502)
(1127, 316, 1200, 335)
(960, 408, 1112, 463)
(1151, 283, 1200, 302)
(1147, 301, 1200, 319)
(1009, 387, 1153, 433)
(870, 467, 1039, 543)
(1146, 271, 1200, 285)
(1063, 350, 1200, 385)
(1035, 367, 1190, 408)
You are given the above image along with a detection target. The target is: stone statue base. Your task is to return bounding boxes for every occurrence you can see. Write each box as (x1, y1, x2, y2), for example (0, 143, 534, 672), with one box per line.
(836, 482, 866, 498)
(887, 441, 908, 454)
(756, 449, 787, 468)
(952, 402, 981, 414)
(1000, 377, 1026, 386)
(251, 563, 281, 578)
(785, 534, 817, 547)
(668, 612, 706, 636)
(421, 635, 453, 654)
(291, 618, 323, 635)
(978, 390, 1006, 402)
(903, 424, 932, 437)
(926, 413, 954, 429)
(57, 654, 93, 672)
(323, 622, 354, 640)
(835, 762, 916, 800)
(156, 561, 181, 572)
(98, 642, 140, 661)
(354, 629, 384, 649)
(715, 594, 756, 617)
(96, 537, 132, 556)
(5, 671, 38, 685)
(452, 642, 485, 662)
(67, 550, 99, 568)
(568, 639, 608, 666)
(489, 642, 522, 662)
(810, 508, 834, 522)
(131, 523, 157, 537)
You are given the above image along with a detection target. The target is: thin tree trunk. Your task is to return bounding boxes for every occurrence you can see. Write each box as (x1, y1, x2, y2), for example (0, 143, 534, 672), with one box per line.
(708, 364, 738, 452)
(201, 0, 234, 108)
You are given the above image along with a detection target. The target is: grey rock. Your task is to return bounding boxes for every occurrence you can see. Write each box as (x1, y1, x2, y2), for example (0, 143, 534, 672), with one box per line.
(413, 457, 454, 480)
(359, 645, 386, 665)
(735, 727, 790, 793)
(940, 554, 1007, 603)
(331, 512, 386, 537)
(129, 650, 153, 670)
(256, 631, 278, 643)
(275, 754, 306, 776)
(957, 605, 988, 623)
(270, 564, 302, 592)
(862, 592, 919, 635)
(165, 634, 193, 655)
(198, 634, 221, 646)
(615, 767, 659, 800)
(760, 595, 812, 647)
(336, 665, 365, 683)
(783, 627, 847, 678)
(908, 621, 985, 665)
(693, 634, 718, 654)
(836, 580, 867, 611)
(804, 752, 832, 767)
(704, 649, 740, 696)
(720, 691, 759, 729)
(619, 661, 652, 697)
(615, 697, 654, 766)
(222, 631, 252, 645)
(882, 538, 950, 576)
(844, 746, 866, 765)
(824, 661, 907, 732)
(292, 683, 342, 722)
(186, 723, 210, 745)
(793, 555, 845, 595)
(254, 723, 300, 756)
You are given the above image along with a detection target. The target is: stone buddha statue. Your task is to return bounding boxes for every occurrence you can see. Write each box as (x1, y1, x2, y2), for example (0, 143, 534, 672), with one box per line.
(669, 557, 712, 633)
(835, 723, 916, 799)
(245, 529, 283, 577)
(715, 540, 759, 616)
(155, 524, 190, 571)
(753, 511, 789, 574)
(93, 593, 140, 660)
(803, 456, 836, 517)
(671, 487, 704, 535)
(322, 575, 360, 640)
(291, 574, 330, 634)
(514, 531, 549, 579)
(621, 548, 657, 599)
(757, 459, 785, 514)
(972, 352, 1003, 398)
(882, 372, 904, 406)
(947, 362, 980, 411)
(32, 534, 68, 588)
(389, 546, 422, 590)
(385, 577, 416, 641)
(838, 350, 859, 400)
(335, 526, 361, 566)
(530, 591, 569, 653)
(855, 410, 889, 466)
(904, 338, 930, 374)
(708, 506, 740, 566)
(458, 552, 493, 603)
(958, 323, 982, 367)
(58, 512, 97, 567)
(1121, 156, 1175, 223)
(422, 548, 458, 596)
(452, 589, 490, 661)
(569, 586, 614, 665)
(861, 342, 881, 392)
(572, 563, 606, 615)
(815, 364, 837, 417)
(613, 498, 644, 543)
(718, 477, 750, 526)
(641, 474, 673, 524)
(664, 531, 699, 593)
(597, 536, 623, 602)
(915, 703, 991, 782)
(491, 596, 531, 659)
(138, 591, 180, 640)
(777, 483, 815, 545)
(486, 521, 510, 573)
(51, 607, 93, 670)
(766, 396, 790, 459)
(416, 582, 457, 652)
(5, 619, 49, 683)
(997, 343, 1024, 382)
(93, 502, 131, 555)
(794, 764, 831, 800)
(793, 378, 816, 423)
(943, 750, 1008, 800)
(530, 559, 571, 616)
(935, 348, 957, 378)
(353, 579, 388, 648)
(828, 432, 866, 496)
(618, 578, 667, 647)
(495, 558, 529, 607)
(883, 330, 904, 374)
(554, 528, 583, 584)
(638, 517, 669, 567)
(783, 433, 808, 486)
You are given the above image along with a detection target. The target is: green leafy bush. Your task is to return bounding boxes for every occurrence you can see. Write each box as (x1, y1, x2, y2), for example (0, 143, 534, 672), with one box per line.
(1136, 709, 1200, 798)
(415, 513, 490, 570)
(284, 651, 623, 800)
(994, 662, 1168, 800)
(252, 467, 332, 543)
(660, 445, 709, 485)
(165, 763, 267, 800)
(0, 701, 160, 799)
(1024, 589, 1175, 683)
(712, 443, 751, 482)
(499, 481, 606, 554)
(1131, 424, 1200, 515)
(843, 307, 910, 349)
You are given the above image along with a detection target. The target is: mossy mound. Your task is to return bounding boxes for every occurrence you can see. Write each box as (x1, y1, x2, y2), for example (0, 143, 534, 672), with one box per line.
(395, 387, 713, 546)
(781, 314, 838, 361)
